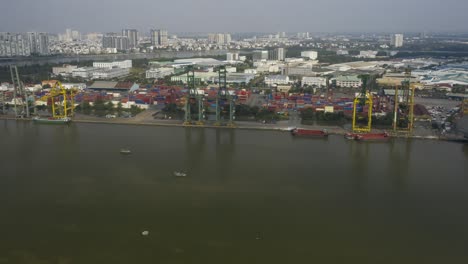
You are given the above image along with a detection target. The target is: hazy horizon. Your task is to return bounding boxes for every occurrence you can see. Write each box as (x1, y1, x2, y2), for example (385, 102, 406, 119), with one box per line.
(1, 0, 467, 34)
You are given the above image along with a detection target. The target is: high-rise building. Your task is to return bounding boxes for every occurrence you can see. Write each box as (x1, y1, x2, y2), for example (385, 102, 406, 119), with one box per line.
(224, 33, 231, 43)
(122, 29, 138, 48)
(208, 33, 231, 44)
(269, 48, 285, 61)
(150, 29, 168, 46)
(279, 32, 286, 38)
(37, 33, 50, 54)
(0, 33, 31, 57)
(297, 32, 310, 39)
(86, 33, 102, 42)
(71, 30, 81, 41)
(158, 29, 168, 46)
(215, 33, 224, 45)
(102, 33, 130, 50)
(27, 32, 37, 53)
(150, 30, 158, 46)
(66, 28, 72, 41)
(208, 34, 215, 43)
(27, 32, 49, 55)
(391, 34, 404, 48)
(252, 50, 269, 61)
(0, 32, 7, 41)
(226, 52, 239, 61)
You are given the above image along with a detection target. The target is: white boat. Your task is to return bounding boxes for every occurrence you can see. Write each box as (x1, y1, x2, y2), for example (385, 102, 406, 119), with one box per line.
(174, 171, 187, 177)
(120, 149, 132, 155)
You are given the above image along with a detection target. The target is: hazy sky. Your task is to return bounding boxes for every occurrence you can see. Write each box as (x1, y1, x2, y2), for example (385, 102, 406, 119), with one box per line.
(1, 0, 467, 34)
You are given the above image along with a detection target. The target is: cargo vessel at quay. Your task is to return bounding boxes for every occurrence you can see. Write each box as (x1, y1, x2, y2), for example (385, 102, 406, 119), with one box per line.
(345, 132, 390, 141)
(33, 116, 71, 124)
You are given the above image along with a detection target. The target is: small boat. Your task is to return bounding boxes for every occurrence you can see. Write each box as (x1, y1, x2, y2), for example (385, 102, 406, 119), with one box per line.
(344, 133, 357, 140)
(33, 116, 71, 124)
(291, 128, 328, 137)
(174, 171, 187, 177)
(355, 132, 390, 141)
(120, 149, 132, 155)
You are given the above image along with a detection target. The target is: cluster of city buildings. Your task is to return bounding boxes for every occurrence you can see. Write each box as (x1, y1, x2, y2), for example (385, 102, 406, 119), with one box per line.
(0, 32, 50, 56)
(1, 29, 409, 57)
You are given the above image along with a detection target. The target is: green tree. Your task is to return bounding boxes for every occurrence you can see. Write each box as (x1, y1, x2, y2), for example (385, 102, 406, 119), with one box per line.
(106, 101, 115, 114)
(129, 105, 143, 116)
(116, 102, 123, 116)
(81, 101, 92, 115)
(300, 108, 315, 120)
(93, 99, 106, 117)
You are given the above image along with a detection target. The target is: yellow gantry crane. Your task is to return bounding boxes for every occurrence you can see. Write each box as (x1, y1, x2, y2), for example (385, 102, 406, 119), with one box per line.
(393, 69, 415, 133)
(47, 81, 77, 119)
(463, 99, 468, 116)
(352, 75, 373, 133)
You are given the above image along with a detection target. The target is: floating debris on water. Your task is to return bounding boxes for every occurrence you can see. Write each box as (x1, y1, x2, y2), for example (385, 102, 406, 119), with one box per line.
(141, 230, 149, 236)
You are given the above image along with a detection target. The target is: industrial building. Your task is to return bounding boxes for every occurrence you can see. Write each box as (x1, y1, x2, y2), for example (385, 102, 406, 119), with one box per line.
(72, 67, 96, 79)
(211, 73, 255, 84)
(93, 68, 130, 79)
(377, 73, 420, 87)
(337, 50, 349, 55)
(172, 58, 226, 67)
(265, 75, 290, 86)
(71, 66, 130, 80)
(93, 60, 132, 69)
(87, 81, 139, 92)
(244, 69, 257, 74)
(146, 68, 175, 79)
(52, 65, 78, 76)
(302, 77, 327, 87)
(301, 51, 318, 60)
(334, 75, 362, 88)
(358, 50, 378, 59)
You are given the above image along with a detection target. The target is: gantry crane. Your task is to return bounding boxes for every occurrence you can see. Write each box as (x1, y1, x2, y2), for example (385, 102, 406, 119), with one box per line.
(183, 66, 205, 125)
(47, 81, 77, 119)
(352, 75, 373, 133)
(393, 68, 415, 133)
(10, 65, 32, 118)
(462, 99, 468, 116)
(326, 76, 334, 102)
(215, 66, 236, 127)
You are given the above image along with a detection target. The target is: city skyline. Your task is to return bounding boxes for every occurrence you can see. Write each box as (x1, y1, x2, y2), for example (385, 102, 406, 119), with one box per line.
(1, 0, 467, 33)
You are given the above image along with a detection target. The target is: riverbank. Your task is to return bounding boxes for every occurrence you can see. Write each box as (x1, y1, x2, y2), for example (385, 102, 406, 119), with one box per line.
(2, 115, 461, 142)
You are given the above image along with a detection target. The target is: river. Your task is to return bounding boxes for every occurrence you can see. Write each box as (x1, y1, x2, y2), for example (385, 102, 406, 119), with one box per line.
(0, 120, 467, 264)
(0, 50, 228, 66)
